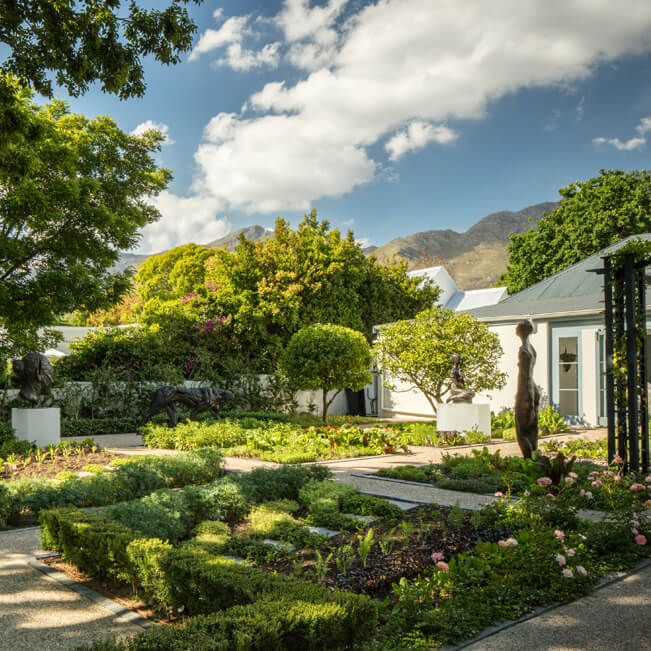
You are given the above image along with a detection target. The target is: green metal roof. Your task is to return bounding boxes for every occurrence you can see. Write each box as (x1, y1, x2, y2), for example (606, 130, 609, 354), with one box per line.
(467, 234, 651, 321)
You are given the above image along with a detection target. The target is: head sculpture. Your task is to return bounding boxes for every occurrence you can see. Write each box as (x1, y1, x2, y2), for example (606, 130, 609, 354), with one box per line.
(515, 319, 534, 341)
(12, 353, 54, 406)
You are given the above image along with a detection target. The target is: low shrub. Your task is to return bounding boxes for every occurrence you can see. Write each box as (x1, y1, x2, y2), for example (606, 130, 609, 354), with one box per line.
(341, 494, 404, 520)
(61, 417, 139, 438)
(237, 465, 330, 503)
(502, 427, 517, 441)
(0, 483, 9, 528)
(245, 503, 324, 547)
(4, 448, 223, 524)
(538, 406, 568, 436)
(196, 477, 250, 523)
(377, 465, 428, 483)
(298, 480, 358, 513)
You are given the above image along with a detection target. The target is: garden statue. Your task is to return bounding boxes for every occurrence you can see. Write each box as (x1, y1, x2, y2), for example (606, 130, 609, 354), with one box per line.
(514, 319, 540, 458)
(12, 353, 54, 406)
(446, 354, 475, 403)
(140, 385, 234, 427)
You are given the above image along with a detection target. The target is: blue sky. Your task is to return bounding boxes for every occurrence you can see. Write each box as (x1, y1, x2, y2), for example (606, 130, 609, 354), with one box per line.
(55, 1, 651, 253)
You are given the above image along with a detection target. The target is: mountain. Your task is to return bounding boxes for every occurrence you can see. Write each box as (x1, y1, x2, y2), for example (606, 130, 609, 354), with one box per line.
(371, 202, 556, 289)
(115, 202, 555, 288)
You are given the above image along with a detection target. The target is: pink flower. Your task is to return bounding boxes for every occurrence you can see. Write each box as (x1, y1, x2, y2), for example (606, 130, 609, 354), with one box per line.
(498, 540, 508, 547)
(579, 489, 586, 497)
(564, 476, 575, 485)
(562, 568, 574, 578)
(436, 561, 449, 571)
(585, 491, 593, 499)
(556, 554, 566, 566)
(613, 455, 623, 464)
(537, 477, 553, 487)
(645, 475, 651, 484)
(631, 483, 646, 492)
(568, 472, 578, 479)
(523, 489, 530, 497)
(546, 493, 556, 500)
(494, 491, 504, 497)
(505, 538, 518, 547)
(635, 534, 647, 546)
(632, 528, 639, 535)
(591, 480, 602, 488)
(566, 548, 576, 557)
(644, 500, 651, 509)
(431, 552, 445, 562)
(554, 530, 565, 540)
(576, 565, 588, 576)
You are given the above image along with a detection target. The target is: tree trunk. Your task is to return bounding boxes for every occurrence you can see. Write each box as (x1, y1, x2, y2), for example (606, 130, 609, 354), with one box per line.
(322, 389, 328, 422)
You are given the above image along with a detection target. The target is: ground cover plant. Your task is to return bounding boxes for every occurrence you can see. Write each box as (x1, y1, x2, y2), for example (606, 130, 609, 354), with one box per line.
(141, 416, 422, 463)
(51, 464, 651, 650)
(0, 447, 223, 529)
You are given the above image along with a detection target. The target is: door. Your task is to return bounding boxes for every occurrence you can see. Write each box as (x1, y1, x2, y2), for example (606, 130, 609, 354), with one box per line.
(552, 328, 582, 424)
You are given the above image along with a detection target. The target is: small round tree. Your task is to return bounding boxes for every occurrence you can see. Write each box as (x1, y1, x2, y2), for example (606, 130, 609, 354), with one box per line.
(282, 324, 372, 421)
(372, 307, 507, 415)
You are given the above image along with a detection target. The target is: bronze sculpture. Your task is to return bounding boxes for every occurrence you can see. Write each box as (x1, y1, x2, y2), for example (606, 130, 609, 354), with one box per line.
(514, 319, 540, 458)
(12, 353, 54, 406)
(446, 354, 475, 403)
(140, 385, 234, 427)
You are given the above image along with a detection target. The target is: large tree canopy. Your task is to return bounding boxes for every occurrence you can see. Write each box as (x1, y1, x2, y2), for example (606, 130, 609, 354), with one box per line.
(0, 80, 170, 359)
(502, 169, 651, 294)
(0, 0, 201, 98)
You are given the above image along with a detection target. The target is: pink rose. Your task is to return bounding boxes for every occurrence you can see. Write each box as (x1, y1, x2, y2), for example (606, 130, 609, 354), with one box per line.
(644, 500, 651, 509)
(523, 489, 530, 497)
(576, 565, 588, 576)
(635, 534, 647, 546)
(554, 529, 565, 539)
(556, 554, 566, 566)
(494, 491, 504, 497)
(592, 480, 602, 488)
(436, 561, 449, 571)
(568, 472, 578, 479)
(498, 540, 508, 547)
(566, 548, 576, 557)
(431, 552, 445, 562)
(564, 476, 575, 485)
(645, 475, 651, 484)
(630, 483, 645, 491)
(546, 493, 556, 500)
(562, 568, 574, 578)
(537, 477, 553, 487)
(505, 538, 518, 547)
(579, 489, 585, 497)
(614, 475, 621, 482)
(585, 491, 593, 499)
(613, 455, 623, 464)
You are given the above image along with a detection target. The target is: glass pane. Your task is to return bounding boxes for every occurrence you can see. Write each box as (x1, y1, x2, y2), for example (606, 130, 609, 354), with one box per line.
(559, 337, 578, 357)
(559, 363, 577, 389)
(559, 390, 578, 417)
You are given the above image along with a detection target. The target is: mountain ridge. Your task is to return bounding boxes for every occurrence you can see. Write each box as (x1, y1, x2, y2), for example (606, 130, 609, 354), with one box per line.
(117, 201, 556, 289)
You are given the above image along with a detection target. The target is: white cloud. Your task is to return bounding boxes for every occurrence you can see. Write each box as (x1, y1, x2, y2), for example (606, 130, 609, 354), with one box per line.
(131, 120, 175, 145)
(636, 116, 651, 134)
(137, 192, 231, 253)
(386, 122, 457, 160)
(576, 96, 585, 121)
(593, 136, 646, 151)
(218, 42, 281, 71)
(182, 0, 651, 217)
(593, 115, 651, 151)
(189, 15, 250, 61)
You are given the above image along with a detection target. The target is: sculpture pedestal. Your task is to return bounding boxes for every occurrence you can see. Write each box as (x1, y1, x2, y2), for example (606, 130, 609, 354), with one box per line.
(437, 403, 491, 437)
(12, 408, 60, 448)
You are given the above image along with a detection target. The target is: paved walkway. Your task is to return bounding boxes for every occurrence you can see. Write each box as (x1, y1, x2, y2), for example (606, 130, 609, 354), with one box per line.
(0, 528, 144, 650)
(5, 425, 637, 651)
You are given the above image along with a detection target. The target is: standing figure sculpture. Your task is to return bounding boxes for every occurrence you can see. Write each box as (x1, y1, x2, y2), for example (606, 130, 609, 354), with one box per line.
(446, 354, 475, 403)
(514, 319, 540, 458)
(12, 353, 54, 406)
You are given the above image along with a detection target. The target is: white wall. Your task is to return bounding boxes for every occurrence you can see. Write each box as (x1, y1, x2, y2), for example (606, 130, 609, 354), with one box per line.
(580, 328, 599, 427)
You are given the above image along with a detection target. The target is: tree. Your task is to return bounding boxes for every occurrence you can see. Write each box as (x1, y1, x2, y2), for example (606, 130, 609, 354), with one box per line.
(0, 0, 202, 98)
(281, 324, 372, 421)
(200, 210, 440, 365)
(372, 307, 506, 415)
(0, 80, 170, 361)
(502, 169, 651, 294)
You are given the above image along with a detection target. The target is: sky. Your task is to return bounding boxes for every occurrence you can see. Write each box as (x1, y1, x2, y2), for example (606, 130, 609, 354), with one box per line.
(54, 0, 651, 254)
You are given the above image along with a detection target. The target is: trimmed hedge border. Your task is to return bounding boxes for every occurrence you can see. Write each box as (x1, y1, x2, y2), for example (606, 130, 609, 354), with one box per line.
(1, 448, 223, 526)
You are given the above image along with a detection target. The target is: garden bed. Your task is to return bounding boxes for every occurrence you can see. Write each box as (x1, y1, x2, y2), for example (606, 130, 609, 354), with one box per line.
(1, 441, 123, 481)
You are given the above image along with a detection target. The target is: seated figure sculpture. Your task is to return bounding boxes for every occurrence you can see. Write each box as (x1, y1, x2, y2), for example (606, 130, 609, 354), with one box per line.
(12, 353, 54, 406)
(140, 385, 234, 427)
(445, 353, 475, 403)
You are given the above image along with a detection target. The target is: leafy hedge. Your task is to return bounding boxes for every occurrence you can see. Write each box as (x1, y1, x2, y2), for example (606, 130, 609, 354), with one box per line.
(1, 448, 223, 526)
(61, 417, 139, 437)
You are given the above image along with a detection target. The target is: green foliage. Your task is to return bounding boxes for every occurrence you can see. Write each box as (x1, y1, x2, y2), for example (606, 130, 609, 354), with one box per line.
(534, 452, 576, 486)
(373, 306, 507, 414)
(491, 409, 515, 431)
(341, 494, 404, 520)
(246, 503, 324, 548)
(0, 2, 200, 99)
(4, 448, 223, 524)
(0, 79, 170, 362)
(357, 528, 376, 567)
(299, 480, 358, 513)
(502, 170, 651, 293)
(282, 323, 372, 421)
(538, 406, 569, 435)
(236, 465, 331, 504)
(377, 465, 428, 483)
(0, 483, 9, 528)
(542, 437, 607, 460)
(62, 417, 139, 437)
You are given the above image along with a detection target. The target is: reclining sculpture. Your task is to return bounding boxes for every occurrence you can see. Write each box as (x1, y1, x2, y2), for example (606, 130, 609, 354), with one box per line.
(140, 385, 234, 427)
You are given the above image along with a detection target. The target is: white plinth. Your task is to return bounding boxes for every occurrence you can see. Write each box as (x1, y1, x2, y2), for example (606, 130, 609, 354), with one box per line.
(437, 403, 491, 437)
(12, 408, 61, 448)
